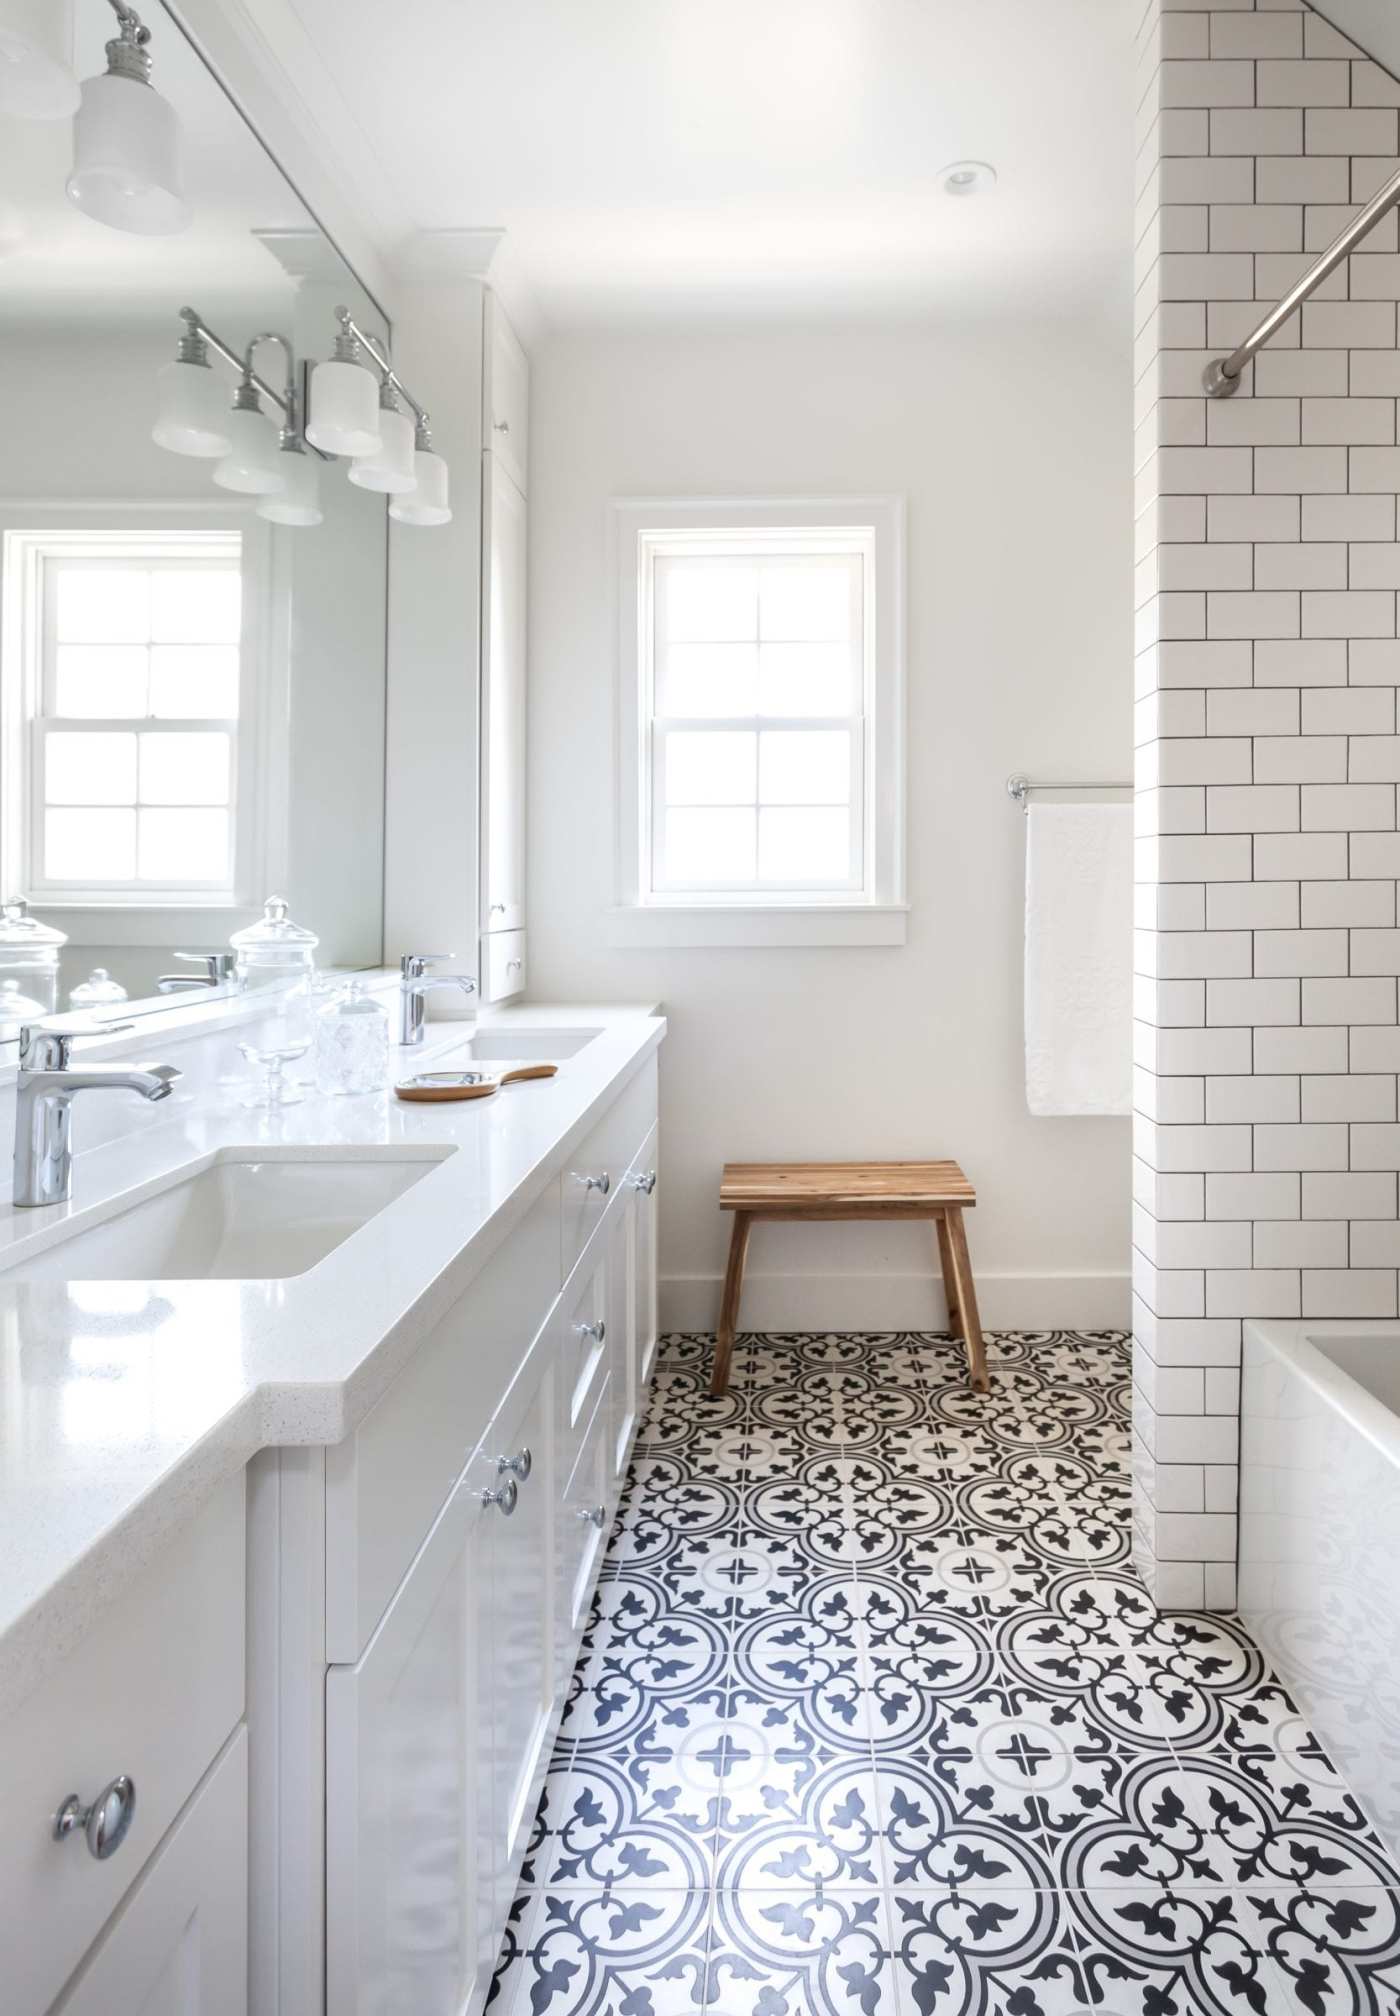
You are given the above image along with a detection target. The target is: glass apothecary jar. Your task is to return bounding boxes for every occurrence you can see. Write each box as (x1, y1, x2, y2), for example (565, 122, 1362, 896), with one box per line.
(314, 979, 389, 1096)
(0, 897, 66, 1020)
(69, 967, 128, 1009)
(230, 895, 319, 991)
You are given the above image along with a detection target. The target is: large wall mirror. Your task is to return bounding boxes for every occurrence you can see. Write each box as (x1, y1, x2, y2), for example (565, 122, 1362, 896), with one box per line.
(0, 0, 389, 1040)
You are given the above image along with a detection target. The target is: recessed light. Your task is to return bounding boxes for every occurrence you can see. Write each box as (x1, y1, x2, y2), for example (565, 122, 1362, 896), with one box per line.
(940, 160, 996, 197)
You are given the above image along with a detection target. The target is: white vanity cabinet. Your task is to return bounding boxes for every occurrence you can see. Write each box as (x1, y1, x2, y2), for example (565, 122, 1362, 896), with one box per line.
(320, 1055, 658, 2016)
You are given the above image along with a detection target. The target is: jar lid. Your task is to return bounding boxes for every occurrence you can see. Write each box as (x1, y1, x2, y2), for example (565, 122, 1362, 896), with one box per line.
(329, 977, 384, 1017)
(230, 895, 319, 953)
(0, 896, 66, 948)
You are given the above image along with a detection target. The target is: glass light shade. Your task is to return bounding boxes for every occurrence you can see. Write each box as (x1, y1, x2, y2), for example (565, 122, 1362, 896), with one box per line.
(389, 450, 452, 527)
(67, 71, 190, 236)
(212, 405, 285, 495)
(348, 405, 417, 495)
(0, 2, 78, 119)
(305, 359, 382, 457)
(257, 449, 322, 528)
(152, 357, 232, 458)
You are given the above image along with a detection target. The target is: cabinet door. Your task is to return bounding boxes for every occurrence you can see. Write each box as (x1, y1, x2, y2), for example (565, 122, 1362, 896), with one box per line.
(326, 1471, 495, 2016)
(53, 1731, 247, 2016)
(472, 1350, 556, 1882)
(608, 1201, 638, 1482)
(484, 293, 529, 495)
(480, 453, 527, 937)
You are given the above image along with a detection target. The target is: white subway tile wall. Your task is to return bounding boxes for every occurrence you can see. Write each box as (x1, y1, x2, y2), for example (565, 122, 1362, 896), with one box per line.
(1136, 0, 1400, 1609)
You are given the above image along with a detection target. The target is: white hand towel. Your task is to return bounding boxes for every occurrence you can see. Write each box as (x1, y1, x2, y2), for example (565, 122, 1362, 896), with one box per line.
(1024, 801, 1132, 1117)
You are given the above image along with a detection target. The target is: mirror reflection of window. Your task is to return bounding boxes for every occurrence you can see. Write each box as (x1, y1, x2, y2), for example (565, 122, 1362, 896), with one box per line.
(3, 527, 253, 905)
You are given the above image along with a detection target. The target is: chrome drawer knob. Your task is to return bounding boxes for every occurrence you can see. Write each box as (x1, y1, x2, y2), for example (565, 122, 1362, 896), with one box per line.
(629, 1170, 657, 1195)
(481, 1478, 518, 1516)
(490, 902, 506, 915)
(574, 1319, 606, 1345)
(578, 1505, 607, 1530)
(506, 959, 523, 973)
(497, 1447, 532, 1482)
(53, 1777, 136, 1861)
(573, 1171, 610, 1195)
(494, 419, 510, 434)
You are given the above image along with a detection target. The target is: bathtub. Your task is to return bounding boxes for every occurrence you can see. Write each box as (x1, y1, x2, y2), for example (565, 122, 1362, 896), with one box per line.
(1241, 1319, 1400, 1858)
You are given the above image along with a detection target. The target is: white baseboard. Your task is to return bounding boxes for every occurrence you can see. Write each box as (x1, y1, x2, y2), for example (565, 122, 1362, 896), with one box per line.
(659, 1270, 1132, 1334)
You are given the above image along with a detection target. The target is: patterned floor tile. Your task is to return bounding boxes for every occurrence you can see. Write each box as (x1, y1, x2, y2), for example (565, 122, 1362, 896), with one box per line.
(493, 1331, 1400, 2016)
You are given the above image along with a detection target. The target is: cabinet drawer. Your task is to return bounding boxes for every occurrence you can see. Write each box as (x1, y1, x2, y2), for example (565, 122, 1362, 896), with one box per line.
(325, 1182, 560, 1663)
(483, 929, 527, 1002)
(557, 1239, 609, 1487)
(53, 1730, 248, 2016)
(1, 1474, 245, 2016)
(484, 292, 529, 494)
(561, 1058, 658, 1279)
(559, 1377, 613, 1643)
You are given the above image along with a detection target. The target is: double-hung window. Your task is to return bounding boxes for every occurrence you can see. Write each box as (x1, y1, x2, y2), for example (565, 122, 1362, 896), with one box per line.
(613, 498, 905, 947)
(1, 526, 258, 909)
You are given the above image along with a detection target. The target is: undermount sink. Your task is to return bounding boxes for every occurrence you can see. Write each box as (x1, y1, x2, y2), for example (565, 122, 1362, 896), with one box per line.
(461, 1027, 601, 1061)
(0, 1149, 451, 1284)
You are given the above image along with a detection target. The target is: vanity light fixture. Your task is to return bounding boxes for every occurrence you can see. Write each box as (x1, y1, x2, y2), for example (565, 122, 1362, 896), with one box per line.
(348, 379, 417, 495)
(306, 317, 382, 457)
(940, 159, 996, 197)
(151, 304, 446, 529)
(389, 420, 452, 527)
(67, 0, 189, 237)
(152, 310, 232, 458)
(0, 0, 80, 119)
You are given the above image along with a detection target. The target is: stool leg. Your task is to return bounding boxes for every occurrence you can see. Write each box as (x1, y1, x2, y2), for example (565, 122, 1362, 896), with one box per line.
(934, 1210, 962, 1340)
(712, 1211, 753, 1397)
(946, 1209, 989, 1393)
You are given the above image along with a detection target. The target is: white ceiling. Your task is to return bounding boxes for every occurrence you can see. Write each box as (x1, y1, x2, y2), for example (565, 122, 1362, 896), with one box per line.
(255, 0, 1135, 328)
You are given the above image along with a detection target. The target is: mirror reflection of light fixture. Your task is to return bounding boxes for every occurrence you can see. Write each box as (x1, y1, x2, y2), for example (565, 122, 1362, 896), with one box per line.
(0, 0, 80, 119)
(306, 318, 382, 457)
(67, 0, 189, 237)
(152, 306, 448, 529)
(348, 381, 417, 495)
(257, 437, 322, 528)
(152, 309, 232, 458)
(390, 421, 453, 527)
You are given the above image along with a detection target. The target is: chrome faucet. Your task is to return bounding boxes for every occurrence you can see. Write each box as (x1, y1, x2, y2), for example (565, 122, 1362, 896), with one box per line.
(399, 954, 476, 1047)
(12, 1024, 182, 1209)
(156, 951, 237, 994)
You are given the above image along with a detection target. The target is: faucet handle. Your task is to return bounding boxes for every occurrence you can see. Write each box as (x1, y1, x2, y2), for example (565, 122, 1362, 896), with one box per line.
(19, 1021, 136, 1071)
(401, 952, 454, 979)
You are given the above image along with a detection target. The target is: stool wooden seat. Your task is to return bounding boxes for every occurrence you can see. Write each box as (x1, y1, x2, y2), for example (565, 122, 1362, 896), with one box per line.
(712, 1160, 987, 1397)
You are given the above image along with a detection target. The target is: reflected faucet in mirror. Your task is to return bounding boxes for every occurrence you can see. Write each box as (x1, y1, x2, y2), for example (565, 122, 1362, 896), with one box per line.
(12, 1024, 181, 1209)
(156, 952, 237, 995)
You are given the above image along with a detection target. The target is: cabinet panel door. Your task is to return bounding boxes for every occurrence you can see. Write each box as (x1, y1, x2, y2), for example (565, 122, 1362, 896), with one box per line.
(326, 1471, 494, 2016)
(54, 1731, 247, 2016)
(484, 293, 529, 495)
(481, 454, 527, 936)
(474, 1352, 556, 1879)
(608, 1200, 638, 1483)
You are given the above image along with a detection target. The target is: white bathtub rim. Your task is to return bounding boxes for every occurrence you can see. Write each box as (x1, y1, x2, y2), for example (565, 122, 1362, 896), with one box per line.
(1245, 1318, 1400, 1475)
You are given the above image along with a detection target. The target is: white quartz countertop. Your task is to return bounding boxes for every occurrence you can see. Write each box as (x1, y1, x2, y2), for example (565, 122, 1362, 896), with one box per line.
(0, 1000, 665, 1716)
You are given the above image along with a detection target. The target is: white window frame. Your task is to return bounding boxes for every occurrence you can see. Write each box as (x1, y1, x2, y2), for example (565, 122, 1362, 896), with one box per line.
(610, 496, 906, 949)
(0, 504, 284, 946)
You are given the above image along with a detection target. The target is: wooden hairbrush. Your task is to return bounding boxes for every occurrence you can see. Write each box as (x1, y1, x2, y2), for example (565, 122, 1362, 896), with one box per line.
(394, 1063, 559, 1103)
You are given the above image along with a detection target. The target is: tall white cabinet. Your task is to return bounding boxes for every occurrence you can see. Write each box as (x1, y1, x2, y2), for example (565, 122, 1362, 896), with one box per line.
(479, 298, 529, 1002)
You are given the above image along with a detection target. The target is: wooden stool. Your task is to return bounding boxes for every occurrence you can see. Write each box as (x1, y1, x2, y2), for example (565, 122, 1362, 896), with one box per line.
(711, 1160, 988, 1397)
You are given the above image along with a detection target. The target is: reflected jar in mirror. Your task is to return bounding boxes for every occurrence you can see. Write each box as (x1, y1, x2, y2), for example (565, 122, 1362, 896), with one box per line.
(0, 897, 65, 1018)
(230, 894, 318, 991)
(69, 967, 128, 1010)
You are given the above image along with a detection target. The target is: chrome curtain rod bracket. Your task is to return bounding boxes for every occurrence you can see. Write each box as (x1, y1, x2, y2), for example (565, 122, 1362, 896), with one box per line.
(1007, 773, 1132, 810)
(1203, 160, 1400, 397)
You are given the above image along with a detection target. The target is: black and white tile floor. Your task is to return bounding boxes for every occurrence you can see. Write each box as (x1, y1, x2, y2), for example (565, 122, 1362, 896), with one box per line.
(488, 1331, 1400, 2015)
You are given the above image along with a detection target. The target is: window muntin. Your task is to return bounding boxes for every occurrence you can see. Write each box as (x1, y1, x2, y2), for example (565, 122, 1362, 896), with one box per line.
(643, 533, 873, 904)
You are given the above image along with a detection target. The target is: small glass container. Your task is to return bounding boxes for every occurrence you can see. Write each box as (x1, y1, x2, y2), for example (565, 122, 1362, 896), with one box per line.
(314, 979, 389, 1096)
(0, 896, 65, 1018)
(230, 895, 319, 991)
(0, 976, 50, 1042)
(69, 967, 128, 1009)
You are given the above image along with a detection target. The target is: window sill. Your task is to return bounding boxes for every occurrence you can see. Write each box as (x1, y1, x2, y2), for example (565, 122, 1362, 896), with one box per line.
(605, 904, 908, 949)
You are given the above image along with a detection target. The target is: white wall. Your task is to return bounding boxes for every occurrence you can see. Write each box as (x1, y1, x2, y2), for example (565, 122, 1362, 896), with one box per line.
(527, 315, 1134, 1330)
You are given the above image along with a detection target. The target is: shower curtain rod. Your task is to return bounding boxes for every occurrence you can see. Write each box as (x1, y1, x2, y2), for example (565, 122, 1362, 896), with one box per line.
(1203, 160, 1400, 397)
